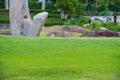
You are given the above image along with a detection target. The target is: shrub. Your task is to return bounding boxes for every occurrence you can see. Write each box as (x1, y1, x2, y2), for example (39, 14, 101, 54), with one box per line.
(64, 16, 89, 26)
(92, 21, 104, 28)
(45, 22, 64, 26)
(0, 9, 9, 12)
(45, 3, 57, 11)
(29, 2, 41, 9)
(0, 16, 9, 23)
(0, 0, 4, 8)
(0, 19, 9, 23)
(29, 1, 57, 11)
(64, 20, 72, 25)
(45, 18, 64, 26)
(105, 22, 120, 31)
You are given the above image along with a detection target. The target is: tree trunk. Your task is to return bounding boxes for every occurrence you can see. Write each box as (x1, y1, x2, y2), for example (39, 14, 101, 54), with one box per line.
(42, 0, 46, 10)
(9, 0, 48, 36)
(5, 0, 9, 10)
(60, 9, 65, 19)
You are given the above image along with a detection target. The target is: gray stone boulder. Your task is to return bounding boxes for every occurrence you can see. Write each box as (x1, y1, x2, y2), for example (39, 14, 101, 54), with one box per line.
(44, 26, 120, 37)
(47, 31, 74, 37)
(62, 26, 96, 37)
(9, 0, 48, 36)
(33, 12, 48, 36)
(94, 27, 120, 37)
(62, 26, 120, 37)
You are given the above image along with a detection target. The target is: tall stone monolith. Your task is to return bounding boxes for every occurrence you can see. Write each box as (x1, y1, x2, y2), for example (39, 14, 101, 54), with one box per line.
(9, 0, 48, 36)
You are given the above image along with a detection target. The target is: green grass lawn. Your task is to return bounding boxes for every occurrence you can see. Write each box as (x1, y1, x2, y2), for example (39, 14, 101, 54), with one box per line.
(0, 35, 120, 80)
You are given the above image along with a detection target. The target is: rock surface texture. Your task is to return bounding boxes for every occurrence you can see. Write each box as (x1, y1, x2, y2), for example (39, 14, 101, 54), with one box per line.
(94, 27, 120, 37)
(42, 26, 120, 37)
(47, 31, 74, 37)
(9, 0, 48, 36)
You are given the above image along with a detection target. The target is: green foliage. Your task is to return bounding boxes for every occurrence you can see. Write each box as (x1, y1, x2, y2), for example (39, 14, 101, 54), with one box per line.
(99, 11, 113, 16)
(0, 10, 64, 26)
(50, 0, 56, 4)
(64, 20, 72, 25)
(48, 13, 60, 18)
(98, 4, 108, 12)
(75, 3, 86, 15)
(65, 16, 89, 26)
(105, 22, 120, 31)
(0, 8, 59, 14)
(40, 32, 47, 37)
(88, 21, 120, 31)
(0, 29, 10, 33)
(0, 19, 9, 23)
(51, 0, 77, 18)
(0, 16, 9, 23)
(0, 8, 9, 12)
(29, 1, 57, 10)
(108, 0, 120, 12)
(0, 0, 4, 8)
(0, 0, 120, 16)
(29, 1, 41, 9)
(45, 18, 64, 26)
(0, 36, 120, 80)
(92, 21, 104, 28)
(45, 3, 57, 11)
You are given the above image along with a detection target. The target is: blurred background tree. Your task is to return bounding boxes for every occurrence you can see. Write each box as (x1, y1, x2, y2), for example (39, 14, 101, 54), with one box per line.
(51, 0, 77, 19)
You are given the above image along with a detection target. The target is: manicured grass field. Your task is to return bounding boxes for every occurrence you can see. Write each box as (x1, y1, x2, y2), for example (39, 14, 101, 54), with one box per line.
(0, 35, 120, 80)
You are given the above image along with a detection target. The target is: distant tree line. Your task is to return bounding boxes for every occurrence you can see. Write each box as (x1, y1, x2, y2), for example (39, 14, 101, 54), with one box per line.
(0, 0, 120, 18)
(50, 0, 120, 19)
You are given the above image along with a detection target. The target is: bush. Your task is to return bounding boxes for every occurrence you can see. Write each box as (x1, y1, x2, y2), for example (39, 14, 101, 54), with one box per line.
(29, 1, 57, 11)
(30, 9, 59, 14)
(0, 0, 4, 8)
(64, 20, 72, 25)
(0, 9, 9, 12)
(92, 21, 104, 28)
(45, 18, 64, 26)
(29, 2, 41, 9)
(45, 3, 57, 11)
(0, 19, 9, 23)
(45, 22, 64, 26)
(105, 22, 120, 31)
(64, 16, 89, 26)
(48, 14, 60, 18)
(0, 16, 9, 23)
